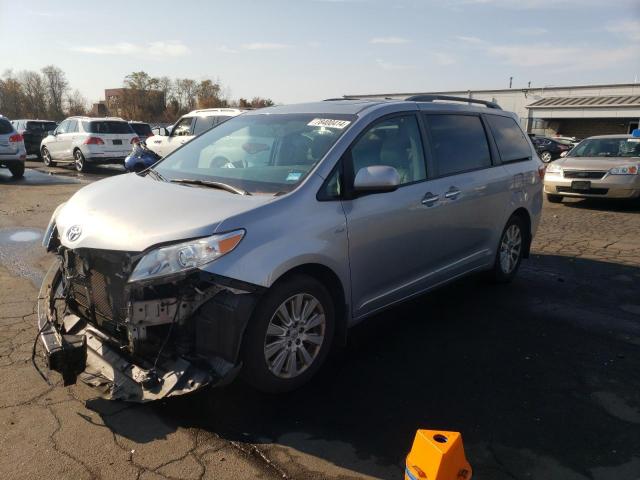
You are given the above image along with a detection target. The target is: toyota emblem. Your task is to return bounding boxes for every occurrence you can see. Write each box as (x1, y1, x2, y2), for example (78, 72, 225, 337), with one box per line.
(66, 225, 82, 242)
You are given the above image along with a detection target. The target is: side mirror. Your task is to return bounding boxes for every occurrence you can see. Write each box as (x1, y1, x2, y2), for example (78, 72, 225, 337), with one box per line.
(560, 151, 568, 158)
(48, 130, 57, 136)
(353, 165, 400, 193)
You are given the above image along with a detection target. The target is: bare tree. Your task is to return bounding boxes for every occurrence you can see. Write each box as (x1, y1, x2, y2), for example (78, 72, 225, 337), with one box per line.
(175, 78, 198, 112)
(238, 97, 275, 109)
(0, 70, 25, 119)
(66, 89, 88, 116)
(197, 79, 227, 108)
(41, 65, 69, 120)
(18, 70, 48, 118)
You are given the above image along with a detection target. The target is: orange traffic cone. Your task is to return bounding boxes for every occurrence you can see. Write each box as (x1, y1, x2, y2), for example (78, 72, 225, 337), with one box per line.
(405, 430, 472, 480)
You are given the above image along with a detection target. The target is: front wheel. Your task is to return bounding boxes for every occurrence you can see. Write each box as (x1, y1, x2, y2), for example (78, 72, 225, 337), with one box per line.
(42, 147, 56, 167)
(242, 274, 335, 393)
(491, 215, 526, 283)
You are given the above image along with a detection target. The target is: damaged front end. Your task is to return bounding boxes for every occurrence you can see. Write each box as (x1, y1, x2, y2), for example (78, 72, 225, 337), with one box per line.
(37, 243, 262, 402)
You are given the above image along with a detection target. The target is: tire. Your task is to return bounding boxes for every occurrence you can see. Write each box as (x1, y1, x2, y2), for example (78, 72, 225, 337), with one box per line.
(546, 194, 563, 203)
(491, 215, 526, 283)
(42, 147, 56, 167)
(74, 149, 88, 172)
(539, 151, 552, 163)
(241, 274, 335, 393)
(8, 163, 25, 179)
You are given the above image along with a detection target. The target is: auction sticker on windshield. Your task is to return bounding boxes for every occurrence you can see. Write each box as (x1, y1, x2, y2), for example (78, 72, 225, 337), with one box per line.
(308, 118, 351, 129)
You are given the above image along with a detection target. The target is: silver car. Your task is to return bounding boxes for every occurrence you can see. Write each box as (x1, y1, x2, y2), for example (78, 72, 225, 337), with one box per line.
(37, 96, 543, 400)
(544, 134, 640, 202)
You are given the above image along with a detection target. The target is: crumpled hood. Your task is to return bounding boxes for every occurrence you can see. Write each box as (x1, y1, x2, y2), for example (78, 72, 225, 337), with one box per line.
(55, 173, 273, 251)
(555, 156, 640, 170)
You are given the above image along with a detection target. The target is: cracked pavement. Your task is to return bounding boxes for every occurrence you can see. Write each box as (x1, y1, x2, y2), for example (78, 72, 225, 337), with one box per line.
(1, 165, 640, 479)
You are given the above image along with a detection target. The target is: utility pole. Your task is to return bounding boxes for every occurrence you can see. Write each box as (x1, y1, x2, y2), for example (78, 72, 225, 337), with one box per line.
(528, 81, 531, 88)
(509, 76, 513, 88)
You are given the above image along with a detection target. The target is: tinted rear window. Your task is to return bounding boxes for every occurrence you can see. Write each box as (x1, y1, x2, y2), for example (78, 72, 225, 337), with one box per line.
(486, 115, 531, 163)
(85, 121, 133, 134)
(26, 121, 56, 132)
(426, 114, 491, 177)
(0, 119, 13, 134)
(130, 123, 152, 136)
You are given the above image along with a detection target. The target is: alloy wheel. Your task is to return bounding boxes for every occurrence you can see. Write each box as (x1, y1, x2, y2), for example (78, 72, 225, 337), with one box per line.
(263, 293, 326, 379)
(499, 224, 522, 274)
(74, 150, 84, 171)
(540, 151, 552, 163)
(42, 148, 52, 166)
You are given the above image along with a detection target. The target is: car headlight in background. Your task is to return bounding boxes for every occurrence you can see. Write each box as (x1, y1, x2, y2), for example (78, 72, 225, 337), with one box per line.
(545, 164, 562, 174)
(609, 165, 638, 175)
(128, 229, 245, 283)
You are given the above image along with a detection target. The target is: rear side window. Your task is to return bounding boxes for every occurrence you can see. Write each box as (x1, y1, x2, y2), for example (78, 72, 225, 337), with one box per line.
(130, 123, 152, 137)
(486, 115, 531, 163)
(86, 121, 133, 134)
(193, 116, 215, 135)
(426, 114, 491, 177)
(67, 120, 78, 133)
(0, 119, 13, 134)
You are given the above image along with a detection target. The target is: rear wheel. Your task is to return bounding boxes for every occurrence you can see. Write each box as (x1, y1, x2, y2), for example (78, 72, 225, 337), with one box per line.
(242, 274, 335, 393)
(491, 215, 526, 283)
(42, 147, 56, 167)
(74, 149, 88, 172)
(546, 194, 563, 203)
(8, 163, 25, 179)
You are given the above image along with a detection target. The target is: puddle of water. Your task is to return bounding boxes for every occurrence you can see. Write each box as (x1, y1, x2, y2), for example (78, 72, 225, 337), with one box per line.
(9, 231, 41, 242)
(0, 228, 46, 288)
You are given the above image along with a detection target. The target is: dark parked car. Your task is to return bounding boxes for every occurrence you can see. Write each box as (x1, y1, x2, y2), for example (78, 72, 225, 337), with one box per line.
(11, 119, 57, 157)
(532, 136, 571, 163)
(128, 121, 153, 142)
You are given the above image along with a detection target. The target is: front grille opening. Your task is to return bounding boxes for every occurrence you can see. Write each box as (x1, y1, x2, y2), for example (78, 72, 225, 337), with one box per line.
(563, 170, 606, 180)
(557, 186, 609, 195)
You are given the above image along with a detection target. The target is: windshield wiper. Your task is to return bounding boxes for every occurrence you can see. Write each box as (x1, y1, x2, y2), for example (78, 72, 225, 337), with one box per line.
(170, 179, 251, 195)
(139, 167, 168, 182)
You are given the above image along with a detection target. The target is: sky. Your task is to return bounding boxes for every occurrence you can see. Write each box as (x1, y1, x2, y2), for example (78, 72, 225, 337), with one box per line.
(1, 0, 639, 105)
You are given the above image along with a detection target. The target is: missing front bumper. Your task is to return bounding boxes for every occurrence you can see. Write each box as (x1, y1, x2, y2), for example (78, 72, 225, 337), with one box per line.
(36, 259, 252, 402)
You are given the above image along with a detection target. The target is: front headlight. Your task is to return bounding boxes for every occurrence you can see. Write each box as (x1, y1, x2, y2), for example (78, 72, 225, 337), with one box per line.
(609, 165, 638, 175)
(545, 164, 562, 174)
(128, 229, 245, 283)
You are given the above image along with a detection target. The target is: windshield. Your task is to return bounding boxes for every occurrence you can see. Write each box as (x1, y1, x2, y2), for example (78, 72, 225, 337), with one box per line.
(569, 137, 640, 158)
(155, 113, 355, 194)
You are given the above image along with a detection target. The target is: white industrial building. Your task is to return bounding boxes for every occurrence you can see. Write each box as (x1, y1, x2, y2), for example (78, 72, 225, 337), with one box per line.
(347, 83, 640, 139)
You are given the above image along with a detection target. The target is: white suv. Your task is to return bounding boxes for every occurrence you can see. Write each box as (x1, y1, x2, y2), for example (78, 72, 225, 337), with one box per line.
(41, 117, 138, 172)
(146, 108, 245, 158)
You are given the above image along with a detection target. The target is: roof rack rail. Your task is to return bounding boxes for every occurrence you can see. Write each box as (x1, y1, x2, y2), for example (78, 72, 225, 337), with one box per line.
(406, 94, 502, 110)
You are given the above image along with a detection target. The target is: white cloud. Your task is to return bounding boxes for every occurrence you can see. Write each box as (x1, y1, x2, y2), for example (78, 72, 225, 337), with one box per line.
(455, 35, 485, 45)
(606, 20, 640, 42)
(241, 43, 290, 50)
(514, 27, 548, 35)
(375, 59, 413, 70)
(369, 36, 411, 45)
(487, 43, 636, 70)
(217, 45, 238, 54)
(71, 41, 190, 57)
(434, 53, 456, 66)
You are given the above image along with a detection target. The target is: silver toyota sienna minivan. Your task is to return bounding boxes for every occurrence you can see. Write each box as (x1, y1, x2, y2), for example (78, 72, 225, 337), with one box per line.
(37, 96, 543, 401)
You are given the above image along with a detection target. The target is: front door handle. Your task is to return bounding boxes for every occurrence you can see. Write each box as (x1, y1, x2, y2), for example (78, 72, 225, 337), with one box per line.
(421, 192, 439, 207)
(444, 187, 461, 200)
